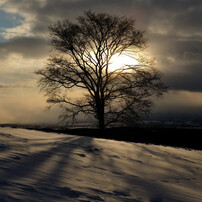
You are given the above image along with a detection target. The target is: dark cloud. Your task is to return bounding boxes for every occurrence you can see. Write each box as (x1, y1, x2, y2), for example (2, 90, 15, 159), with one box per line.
(2, 0, 202, 53)
(150, 35, 202, 66)
(0, 36, 49, 58)
(3, 0, 137, 35)
(3, 0, 202, 36)
(173, 8, 202, 34)
(148, 33, 202, 92)
(164, 63, 202, 92)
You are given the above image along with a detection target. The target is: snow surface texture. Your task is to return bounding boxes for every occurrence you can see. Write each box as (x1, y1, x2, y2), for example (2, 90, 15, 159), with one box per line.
(0, 127, 202, 202)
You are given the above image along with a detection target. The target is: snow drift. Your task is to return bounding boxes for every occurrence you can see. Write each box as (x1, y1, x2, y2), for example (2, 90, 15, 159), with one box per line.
(0, 127, 202, 201)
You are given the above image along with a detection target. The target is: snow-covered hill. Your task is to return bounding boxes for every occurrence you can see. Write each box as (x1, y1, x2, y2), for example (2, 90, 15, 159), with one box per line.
(0, 127, 202, 201)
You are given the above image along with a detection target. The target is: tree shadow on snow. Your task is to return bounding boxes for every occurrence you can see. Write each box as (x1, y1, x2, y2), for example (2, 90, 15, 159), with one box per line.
(0, 133, 193, 201)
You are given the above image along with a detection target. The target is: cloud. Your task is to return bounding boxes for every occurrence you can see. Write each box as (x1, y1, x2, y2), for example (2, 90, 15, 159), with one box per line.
(0, 0, 202, 123)
(152, 90, 202, 121)
(164, 63, 202, 92)
(1, 0, 140, 38)
(1, 0, 201, 36)
(1, 23, 33, 39)
(135, 0, 202, 38)
(0, 53, 43, 88)
(147, 34, 202, 91)
(0, 36, 49, 59)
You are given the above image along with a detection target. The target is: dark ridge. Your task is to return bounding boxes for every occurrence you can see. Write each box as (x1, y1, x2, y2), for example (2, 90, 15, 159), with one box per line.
(0, 124, 202, 150)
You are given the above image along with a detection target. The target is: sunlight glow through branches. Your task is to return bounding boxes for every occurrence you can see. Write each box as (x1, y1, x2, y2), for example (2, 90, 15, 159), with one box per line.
(109, 53, 139, 71)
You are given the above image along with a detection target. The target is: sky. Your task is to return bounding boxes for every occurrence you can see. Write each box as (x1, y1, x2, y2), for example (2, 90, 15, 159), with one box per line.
(0, 0, 202, 124)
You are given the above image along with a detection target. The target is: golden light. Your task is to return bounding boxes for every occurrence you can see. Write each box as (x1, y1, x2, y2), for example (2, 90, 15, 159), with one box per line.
(109, 53, 139, 71)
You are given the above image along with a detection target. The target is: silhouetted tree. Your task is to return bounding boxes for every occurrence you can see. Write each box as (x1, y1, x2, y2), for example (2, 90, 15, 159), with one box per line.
(36, 11, 167, 129)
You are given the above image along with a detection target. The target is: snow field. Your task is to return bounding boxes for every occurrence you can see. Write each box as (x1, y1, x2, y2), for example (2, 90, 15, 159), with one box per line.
(0, 127, 202, 201)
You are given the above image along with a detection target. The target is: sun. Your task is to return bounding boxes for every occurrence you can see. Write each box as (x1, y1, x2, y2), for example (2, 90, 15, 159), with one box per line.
(109, 53, 139, 71)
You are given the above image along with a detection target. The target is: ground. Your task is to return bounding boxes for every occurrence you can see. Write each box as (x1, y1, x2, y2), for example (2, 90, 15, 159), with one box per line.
(0, 127, 202, 201)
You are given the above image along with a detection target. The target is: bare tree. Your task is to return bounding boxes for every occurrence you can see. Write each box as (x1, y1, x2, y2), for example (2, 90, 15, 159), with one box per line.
(36, 11, 167, 129)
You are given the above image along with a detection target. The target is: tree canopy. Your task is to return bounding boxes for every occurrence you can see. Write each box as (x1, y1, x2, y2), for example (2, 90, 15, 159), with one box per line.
(36, 11, 167, 129)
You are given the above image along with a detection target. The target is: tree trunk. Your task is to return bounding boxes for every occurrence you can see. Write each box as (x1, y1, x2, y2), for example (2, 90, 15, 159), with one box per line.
(96, 97, 105, 130)
(98, 109, 105, 130)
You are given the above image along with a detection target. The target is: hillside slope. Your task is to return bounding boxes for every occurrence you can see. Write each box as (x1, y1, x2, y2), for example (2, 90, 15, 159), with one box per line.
(0, 127, 202, 201)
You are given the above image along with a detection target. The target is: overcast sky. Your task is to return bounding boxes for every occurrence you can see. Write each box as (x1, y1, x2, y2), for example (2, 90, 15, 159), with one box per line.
(0, 0, 202, 124)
